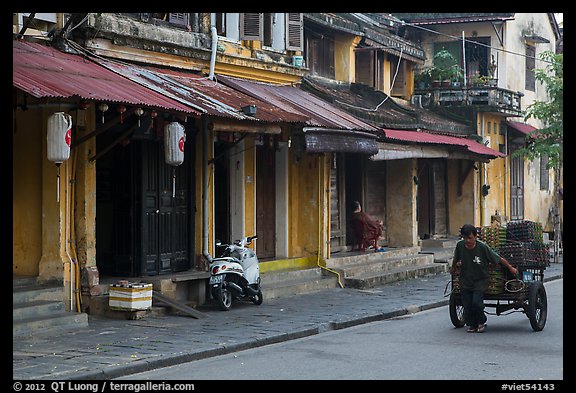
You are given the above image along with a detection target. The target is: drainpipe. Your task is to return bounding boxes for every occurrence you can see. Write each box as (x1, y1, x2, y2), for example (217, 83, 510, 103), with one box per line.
(480, 113, 488, 226)
(208, 26, 218, 81)
(317, 155, 343, 288)
(202, 115, 212, 264)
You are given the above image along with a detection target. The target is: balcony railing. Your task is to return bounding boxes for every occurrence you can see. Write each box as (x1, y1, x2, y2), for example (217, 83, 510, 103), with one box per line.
(414, 85, 524, 116)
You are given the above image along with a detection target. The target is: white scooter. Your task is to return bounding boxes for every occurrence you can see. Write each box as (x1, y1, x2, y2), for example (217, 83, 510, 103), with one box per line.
(209, 236, 263, 311)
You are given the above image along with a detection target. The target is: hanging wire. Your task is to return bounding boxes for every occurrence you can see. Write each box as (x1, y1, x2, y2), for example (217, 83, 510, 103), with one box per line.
(400, 20, 555, 65)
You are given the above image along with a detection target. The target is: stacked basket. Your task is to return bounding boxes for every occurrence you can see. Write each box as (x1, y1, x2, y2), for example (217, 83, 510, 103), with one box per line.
(499, 220, 548, 269)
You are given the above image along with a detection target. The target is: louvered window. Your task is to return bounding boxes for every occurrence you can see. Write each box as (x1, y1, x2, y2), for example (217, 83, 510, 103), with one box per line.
(285, 13, 303, 51)
(168, 13, 189, 27)
(240, 13, 263, 41)
(525, 44, 536, 91)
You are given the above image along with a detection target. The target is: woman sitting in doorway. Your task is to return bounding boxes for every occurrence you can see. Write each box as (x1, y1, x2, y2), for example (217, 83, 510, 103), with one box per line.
(350, 201, 383, 252)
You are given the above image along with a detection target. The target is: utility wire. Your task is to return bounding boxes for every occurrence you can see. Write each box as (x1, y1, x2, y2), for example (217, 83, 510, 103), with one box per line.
(400, 20, 555, 64)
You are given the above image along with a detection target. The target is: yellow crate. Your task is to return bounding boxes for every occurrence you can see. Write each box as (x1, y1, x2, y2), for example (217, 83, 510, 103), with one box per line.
(109, 283, 153, 311)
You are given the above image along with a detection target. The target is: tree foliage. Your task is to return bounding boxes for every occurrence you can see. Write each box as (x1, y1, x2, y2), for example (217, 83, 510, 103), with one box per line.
(513, 51, 563, 169)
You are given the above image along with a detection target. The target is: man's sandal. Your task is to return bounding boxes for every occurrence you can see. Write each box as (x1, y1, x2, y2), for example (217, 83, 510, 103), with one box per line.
(466, 327, 477, 333)
(477, 324, 486, 333)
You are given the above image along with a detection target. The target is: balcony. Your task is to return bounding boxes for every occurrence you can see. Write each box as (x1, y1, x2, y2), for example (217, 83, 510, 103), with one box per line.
(414, 85, 524, 116)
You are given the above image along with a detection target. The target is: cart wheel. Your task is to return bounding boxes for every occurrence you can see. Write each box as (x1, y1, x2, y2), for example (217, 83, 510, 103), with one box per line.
(449, 292, 466, 328)
(526, 281, 547, 331)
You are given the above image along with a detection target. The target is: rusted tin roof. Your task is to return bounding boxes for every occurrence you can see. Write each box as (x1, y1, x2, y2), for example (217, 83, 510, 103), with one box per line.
(12, 40, 196, 114)
(96, 61, 308, 123)
(217, 75, 379, 132)
(382, 128, 505, 158)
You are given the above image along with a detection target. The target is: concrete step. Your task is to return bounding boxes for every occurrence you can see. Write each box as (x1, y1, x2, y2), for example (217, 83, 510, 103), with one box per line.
(260, 267, 339, 300)
(419, 248, 455, 263)
(13, 284, 64, 304)
(13, 299, 66, 321)
(338, 254, 435, 278)
(326, 246, 421, 270)
(13, 312, 89, 338)
(344, 262, 448, 289)
(13, 280, 89, 338)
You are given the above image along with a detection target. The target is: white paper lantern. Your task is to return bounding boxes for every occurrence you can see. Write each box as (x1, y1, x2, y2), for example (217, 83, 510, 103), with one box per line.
(164, 122, 185, 166)
(47, 112, 73, 164)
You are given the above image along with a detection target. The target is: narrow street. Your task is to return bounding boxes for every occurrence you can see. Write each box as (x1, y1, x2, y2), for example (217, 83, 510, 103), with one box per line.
(117, 280, 563, 381)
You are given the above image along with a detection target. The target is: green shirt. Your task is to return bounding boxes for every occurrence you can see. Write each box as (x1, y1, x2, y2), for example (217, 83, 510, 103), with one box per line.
(453, 239, 501, 291)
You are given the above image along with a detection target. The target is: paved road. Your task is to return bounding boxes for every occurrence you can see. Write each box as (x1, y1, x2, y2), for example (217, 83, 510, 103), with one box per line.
(118, 279, 563, 380)
(12, 262, 563, 381)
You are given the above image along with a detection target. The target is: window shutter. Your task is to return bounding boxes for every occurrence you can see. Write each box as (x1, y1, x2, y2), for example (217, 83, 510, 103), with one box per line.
(240, 13, 263, 41)
(169, 13, 189, 26)
(285, 13, 303, 51)
(525, 44, 536, 91)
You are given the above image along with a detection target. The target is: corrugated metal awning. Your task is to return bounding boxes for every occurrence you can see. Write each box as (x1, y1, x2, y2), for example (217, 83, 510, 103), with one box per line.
(217, 75, 379, 132)
(303, 128, 379, 155)
(12, 40, 197, 115)
(506, 121, 538, 136)
(382, 129, 505, 159)
(95, 60, 309, 124)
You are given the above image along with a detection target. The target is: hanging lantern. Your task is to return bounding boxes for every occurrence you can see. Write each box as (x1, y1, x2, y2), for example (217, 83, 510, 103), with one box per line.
(164, 121, 185, 198)
(135, 107, 144, 127)
(47, 112, 73, 164)
(150, 110, 157, 128)
(47, 112, 73, 202)
(98, 103, 108, 124)
(118, 105, 126, 124)
(164, 121, 185, 166)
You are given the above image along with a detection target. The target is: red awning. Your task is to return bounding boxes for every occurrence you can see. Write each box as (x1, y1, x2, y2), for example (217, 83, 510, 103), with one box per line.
(13, 40, 197, 115)
(506, 121, 538, 136)
(382, 129, 506, 158)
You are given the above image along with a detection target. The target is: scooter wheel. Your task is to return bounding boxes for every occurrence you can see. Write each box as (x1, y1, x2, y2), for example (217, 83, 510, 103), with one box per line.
(251, 289, 263, 305)
(214, 287, 232, 311)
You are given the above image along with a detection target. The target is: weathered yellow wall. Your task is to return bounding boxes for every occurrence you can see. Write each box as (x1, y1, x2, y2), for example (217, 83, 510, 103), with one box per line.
(73, 109, 97, 269)
(13, 108, 43, 276)
(481, 114, 508, 222)
(334, 34, 357, 83)
(194, 121, 215, 264)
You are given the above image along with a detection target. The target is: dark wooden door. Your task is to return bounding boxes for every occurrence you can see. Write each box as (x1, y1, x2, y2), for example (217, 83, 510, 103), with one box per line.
(256, 145, 276, 260)
(141, 140, 191, 275)
(418, 159, 447, 239)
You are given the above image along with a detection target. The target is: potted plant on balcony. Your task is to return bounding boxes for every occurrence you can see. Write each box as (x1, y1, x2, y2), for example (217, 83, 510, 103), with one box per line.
(470, 71, 492, 87)
(432, 49, 462, 87)
(414, 67, 433, 89)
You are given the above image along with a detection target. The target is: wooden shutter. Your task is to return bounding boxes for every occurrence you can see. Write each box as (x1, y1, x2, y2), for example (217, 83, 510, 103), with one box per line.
(525, 44, 536, 91)
(285, 13, 303, 51)
(168, 13, 189, 27)
(240, 13, 263, 41)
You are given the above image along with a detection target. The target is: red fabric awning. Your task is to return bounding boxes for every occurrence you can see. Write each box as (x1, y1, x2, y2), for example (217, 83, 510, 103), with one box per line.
(506, 121, 538, 136)
(382, 129, 506, 158)
(13, 40, 197, 115)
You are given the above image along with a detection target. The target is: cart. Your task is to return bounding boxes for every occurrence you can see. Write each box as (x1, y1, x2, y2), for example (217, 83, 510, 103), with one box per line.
(448, 265, 547, 331)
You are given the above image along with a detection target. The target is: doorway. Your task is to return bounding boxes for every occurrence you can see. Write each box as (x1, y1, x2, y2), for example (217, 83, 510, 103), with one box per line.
(256, 144, 276, 260)
(96, 121, 194, 277)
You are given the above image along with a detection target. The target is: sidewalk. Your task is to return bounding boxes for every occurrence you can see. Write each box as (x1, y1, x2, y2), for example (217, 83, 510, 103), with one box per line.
(13, 262, 563, 381)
